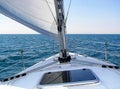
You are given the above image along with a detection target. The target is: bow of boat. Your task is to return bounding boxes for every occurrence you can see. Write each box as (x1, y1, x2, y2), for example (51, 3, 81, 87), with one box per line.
(0, 53, 120, 89)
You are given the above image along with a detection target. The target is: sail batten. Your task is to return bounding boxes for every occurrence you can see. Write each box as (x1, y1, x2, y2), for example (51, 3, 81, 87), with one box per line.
(0, 0, 57, 37)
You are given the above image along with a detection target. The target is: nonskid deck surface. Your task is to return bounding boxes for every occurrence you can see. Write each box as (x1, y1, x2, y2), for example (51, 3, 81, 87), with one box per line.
(0, 53, 120, 89)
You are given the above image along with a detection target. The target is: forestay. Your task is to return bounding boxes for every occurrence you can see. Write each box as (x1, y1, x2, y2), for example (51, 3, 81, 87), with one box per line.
(0, 0, 57, 37)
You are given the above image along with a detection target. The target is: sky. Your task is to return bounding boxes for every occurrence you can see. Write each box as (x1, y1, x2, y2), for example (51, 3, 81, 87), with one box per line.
(0, 0, 120, 34)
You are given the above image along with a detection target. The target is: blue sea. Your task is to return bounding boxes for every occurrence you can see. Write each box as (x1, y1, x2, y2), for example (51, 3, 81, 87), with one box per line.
(0, 34, 120, 79)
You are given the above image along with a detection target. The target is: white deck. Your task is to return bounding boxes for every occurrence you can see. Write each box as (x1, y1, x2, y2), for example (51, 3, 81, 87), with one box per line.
(0, 53, 120, 89)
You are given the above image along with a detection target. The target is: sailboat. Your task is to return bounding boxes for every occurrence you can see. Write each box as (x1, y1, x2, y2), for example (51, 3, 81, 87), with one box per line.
(0, 0, 120, 89)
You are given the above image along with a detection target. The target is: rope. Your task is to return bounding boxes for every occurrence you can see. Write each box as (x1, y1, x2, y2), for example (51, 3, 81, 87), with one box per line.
(0, 40, 119, 73)
(76, 47, 120, 58)
(0, 61, 21, 73)
(107, 52, 120, 57)
(80, 40, 120, 47)
(108, 43, 120, 47)
(77, 47, 104, 54)
(65, 0, 72, 23)
(0, 48, 53, 73)
(45, 0, 57, 25)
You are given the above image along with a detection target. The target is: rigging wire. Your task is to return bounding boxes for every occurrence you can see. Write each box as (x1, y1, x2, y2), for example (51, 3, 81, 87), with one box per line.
(0, 40, 120, 73)
(0, 60, 21, 73)
(45, 0, 57, 25)
(65, 0, 72, 24)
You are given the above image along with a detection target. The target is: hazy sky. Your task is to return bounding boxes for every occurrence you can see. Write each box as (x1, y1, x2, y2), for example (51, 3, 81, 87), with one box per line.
(0, 0, 120, 34)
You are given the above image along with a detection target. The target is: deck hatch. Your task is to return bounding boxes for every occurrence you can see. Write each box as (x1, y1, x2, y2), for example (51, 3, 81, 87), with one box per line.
(40, 69, 99, 85)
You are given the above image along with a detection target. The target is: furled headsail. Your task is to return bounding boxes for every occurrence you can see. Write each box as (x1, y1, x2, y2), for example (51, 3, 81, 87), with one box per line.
(0, 0, 57, 37)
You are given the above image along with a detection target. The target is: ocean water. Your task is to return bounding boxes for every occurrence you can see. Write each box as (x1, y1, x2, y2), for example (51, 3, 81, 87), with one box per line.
(0, 34, 120, 79)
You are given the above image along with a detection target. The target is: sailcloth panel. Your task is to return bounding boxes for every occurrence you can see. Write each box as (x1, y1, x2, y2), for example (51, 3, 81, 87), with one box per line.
(0, 0, 57, 37)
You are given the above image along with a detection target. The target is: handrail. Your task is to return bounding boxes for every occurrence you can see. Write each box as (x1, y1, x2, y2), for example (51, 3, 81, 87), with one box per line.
(108, 43, 120, 47)
(0, 61, 21, 73)
(77, 47, 104, 54)
(77, 47, 120, 57)
(68, 40, 120, 61)
(0, 41, 119, 78)
(79, 40, 120, 47)
(0, 53, 40, 73)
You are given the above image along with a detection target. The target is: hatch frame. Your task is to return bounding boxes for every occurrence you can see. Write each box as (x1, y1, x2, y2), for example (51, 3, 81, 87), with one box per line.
(39, 68, 100, 87)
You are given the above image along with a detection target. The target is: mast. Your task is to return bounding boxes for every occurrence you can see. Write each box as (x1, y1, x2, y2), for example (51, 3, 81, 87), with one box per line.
(54, 0, 71, 63)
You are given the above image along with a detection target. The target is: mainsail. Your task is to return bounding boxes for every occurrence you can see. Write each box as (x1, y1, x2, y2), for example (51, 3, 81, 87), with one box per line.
(0, 0, 57, 37)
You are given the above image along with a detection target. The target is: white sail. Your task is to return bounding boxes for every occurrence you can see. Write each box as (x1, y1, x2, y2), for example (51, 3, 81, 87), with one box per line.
(0, 0, 57, 37)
